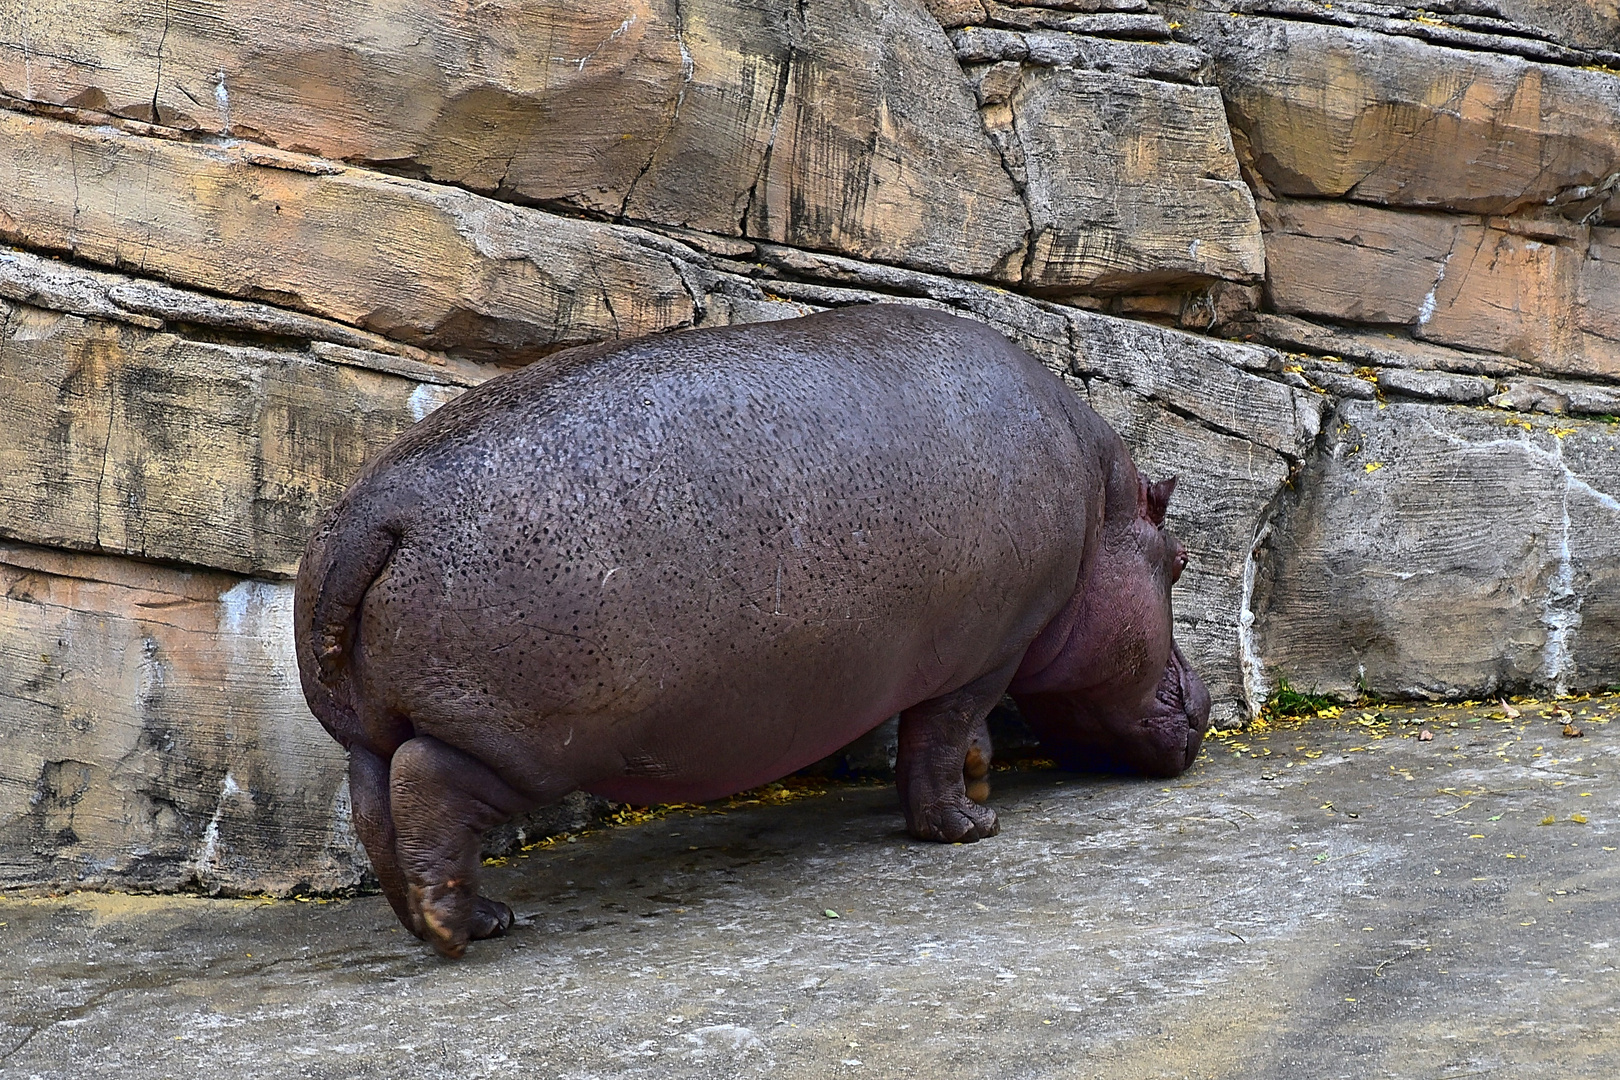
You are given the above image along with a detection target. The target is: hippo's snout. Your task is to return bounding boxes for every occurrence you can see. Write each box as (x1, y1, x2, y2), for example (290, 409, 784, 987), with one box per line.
(1125, 647, 1208, 778)
(1010, 640, 1211, 779)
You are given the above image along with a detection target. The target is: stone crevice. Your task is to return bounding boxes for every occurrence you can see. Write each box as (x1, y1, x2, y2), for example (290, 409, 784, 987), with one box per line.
(1181, 0, 1620, 69)
(615, 0, 695, 222)
(148, 0, 172, 125)
(736, 14, 800, 242)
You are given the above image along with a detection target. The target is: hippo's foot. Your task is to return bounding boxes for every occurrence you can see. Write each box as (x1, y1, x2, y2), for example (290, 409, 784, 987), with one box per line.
(471, 896, 516, 939)
(908, 793, 1000, 842)
(405, 884, 514, 959)
(896, 667, 1011, 844)
(387, 735, 533, 959)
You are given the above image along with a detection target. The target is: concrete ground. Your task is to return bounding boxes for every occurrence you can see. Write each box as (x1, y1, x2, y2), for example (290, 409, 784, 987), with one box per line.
(3, 695, 1618, 1080)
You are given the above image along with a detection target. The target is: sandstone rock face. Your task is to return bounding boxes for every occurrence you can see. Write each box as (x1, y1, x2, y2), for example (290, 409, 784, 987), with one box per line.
(1186, 0, 1620, 708)
(949, 23, 1264, 293)
(0, 541, 361, 894)
(0, 1, 1028, 280)
(0, 0, 1617, 892)
(0, 110, 712, 363)
(1181, 7, 1620, 213)
(1263, 200, 1620, 380)
(0, 0, 1269, 294)
(0, 293, 466, 578)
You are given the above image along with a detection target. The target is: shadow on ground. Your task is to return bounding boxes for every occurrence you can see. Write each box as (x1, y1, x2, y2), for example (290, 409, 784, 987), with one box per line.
(4, 695, 1618, 1079)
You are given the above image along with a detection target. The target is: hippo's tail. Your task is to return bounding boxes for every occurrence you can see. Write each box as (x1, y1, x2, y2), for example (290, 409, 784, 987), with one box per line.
(292, 490, 412, 749)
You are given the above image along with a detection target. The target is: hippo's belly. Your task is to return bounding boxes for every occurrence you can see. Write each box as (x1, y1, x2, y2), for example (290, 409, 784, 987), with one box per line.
(357, 523, 1040, 799)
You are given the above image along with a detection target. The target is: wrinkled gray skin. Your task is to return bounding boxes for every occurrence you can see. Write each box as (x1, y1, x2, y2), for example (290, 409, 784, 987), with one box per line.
(294, 305, 1210, 958)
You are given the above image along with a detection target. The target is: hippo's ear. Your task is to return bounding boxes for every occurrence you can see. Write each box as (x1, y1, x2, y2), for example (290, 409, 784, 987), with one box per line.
(1145, 476, 1177, 526)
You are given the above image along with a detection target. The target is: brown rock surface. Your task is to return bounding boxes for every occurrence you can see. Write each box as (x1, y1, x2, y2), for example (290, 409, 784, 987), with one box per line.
(1261, 202, 1620, 378)
(0, 1, 685, 212)
(0, 294, 467, 578)
(1183, 10, 1620, 215)
(1000, 66, 1264, 292)
(949, 15, 1265, 294)
(0, 0, 1278, 294)
(1418, 223, 1583, 370)
(634, 0, 1029, 278)
(0, 0, 1029, 281)
(0, 540, 362, 894)
(1261, 199, 1462, 325)
(0, 110, 717, 363)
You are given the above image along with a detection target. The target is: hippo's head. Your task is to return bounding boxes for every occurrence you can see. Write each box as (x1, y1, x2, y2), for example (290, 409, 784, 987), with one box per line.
(1008, 463, 1211, 778)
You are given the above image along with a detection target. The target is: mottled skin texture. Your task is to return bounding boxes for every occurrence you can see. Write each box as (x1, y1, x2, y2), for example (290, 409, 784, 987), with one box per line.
(294, 305, 1209, 958)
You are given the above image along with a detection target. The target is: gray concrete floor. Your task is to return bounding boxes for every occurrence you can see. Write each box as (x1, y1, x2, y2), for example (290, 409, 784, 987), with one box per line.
(4, 696, 1618, 1079)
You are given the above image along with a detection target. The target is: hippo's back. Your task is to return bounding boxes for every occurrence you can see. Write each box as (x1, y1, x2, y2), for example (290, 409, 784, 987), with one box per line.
(313, 306, 1104, 798)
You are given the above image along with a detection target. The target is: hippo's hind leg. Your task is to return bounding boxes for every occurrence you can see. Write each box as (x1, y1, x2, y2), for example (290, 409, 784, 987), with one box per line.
(896, 665, 1012, 843)
(346, 745, 413, 931)
(387, 735, 533, 958)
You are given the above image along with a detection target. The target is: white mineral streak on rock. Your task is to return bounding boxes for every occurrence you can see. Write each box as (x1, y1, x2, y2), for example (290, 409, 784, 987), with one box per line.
(1416, 249, 1453, 326)
(1414, 416, 1619, 693)
(213, 70, 230, 134)
(1541, 478, 1579, 696)
(1538, 433, 1617, 695)
(408, 382, 448, 422)
(1239, 521, 1273, 719)
(192, 769, 249, 883)
(137, 634, 164, 700)
(219, 579, 295, 683)
(567, 14, 638, 71)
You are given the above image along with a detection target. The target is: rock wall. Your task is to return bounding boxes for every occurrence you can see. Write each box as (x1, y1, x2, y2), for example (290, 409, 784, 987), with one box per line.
(1163, 0, 1620, 702)
(0, 0, 1615, 893)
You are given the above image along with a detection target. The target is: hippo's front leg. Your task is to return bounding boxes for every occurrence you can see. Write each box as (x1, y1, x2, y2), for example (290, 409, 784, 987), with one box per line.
(387, 736, 535, 958)
(896, 667, 1010, 842)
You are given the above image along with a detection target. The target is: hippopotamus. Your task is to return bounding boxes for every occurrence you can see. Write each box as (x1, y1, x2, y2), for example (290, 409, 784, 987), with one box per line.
(294, 304, 1210, 958)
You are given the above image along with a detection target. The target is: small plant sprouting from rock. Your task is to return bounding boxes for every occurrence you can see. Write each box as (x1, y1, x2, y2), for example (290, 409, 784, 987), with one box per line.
(1264, 678, 1340, 720)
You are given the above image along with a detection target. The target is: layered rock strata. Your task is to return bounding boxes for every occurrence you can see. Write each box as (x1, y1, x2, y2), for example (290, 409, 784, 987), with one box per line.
(0, 0, 1616, 893)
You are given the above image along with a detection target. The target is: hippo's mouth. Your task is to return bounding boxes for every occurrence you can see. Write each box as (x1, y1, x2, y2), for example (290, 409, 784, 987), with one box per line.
(1157, 643, 1210, 728)
(1011, 642, 1212, 779)
(1141, 641, 1212, 772)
